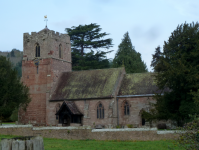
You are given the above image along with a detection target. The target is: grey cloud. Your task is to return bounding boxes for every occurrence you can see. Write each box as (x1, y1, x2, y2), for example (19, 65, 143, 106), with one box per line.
(131, 25, 161, 42)
(145, 26, 160, 41)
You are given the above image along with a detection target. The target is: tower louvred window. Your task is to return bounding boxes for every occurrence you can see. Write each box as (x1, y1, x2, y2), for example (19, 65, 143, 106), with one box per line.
(35, 43, 40, 57)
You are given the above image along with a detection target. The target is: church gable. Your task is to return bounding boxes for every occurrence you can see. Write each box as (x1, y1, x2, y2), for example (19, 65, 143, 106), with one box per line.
(55, 101, 82, 115)
(51, 67, 124, 100)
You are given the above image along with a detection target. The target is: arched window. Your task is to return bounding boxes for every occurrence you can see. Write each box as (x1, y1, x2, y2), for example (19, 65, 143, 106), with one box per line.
(124, 101, 129, 115)
(35, 43, 40, 57)
(97, 103, 104, 119)
(59, 44, 62, 58)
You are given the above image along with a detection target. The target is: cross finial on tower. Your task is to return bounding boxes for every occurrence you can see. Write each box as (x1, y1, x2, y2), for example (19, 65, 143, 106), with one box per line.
(44, 15, 48, 28)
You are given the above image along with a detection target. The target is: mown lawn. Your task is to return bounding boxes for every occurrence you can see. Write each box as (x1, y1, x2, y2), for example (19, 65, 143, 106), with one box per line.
(2, 122, 15, 125)
(0, 135, 182, 150)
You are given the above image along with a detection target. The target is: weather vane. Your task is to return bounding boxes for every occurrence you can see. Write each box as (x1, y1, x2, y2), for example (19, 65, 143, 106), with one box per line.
(44, 15, 48, 28)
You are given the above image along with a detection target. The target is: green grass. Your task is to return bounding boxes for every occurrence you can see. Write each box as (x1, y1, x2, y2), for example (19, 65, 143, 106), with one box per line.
(2, 122, 15, 125)
(0, 135, 182, 150)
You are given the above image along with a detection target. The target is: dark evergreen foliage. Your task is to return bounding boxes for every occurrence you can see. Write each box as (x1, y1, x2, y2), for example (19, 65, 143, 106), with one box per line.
(66, 23, 113, 70)
(0, 56, 30, 120)
(150, 46, 162, 72)
(72, 49, 111, 70)
(112, 32, 148, 73)
(14, 61, 22, 77)
(65, 23, 113, 57)
(152, 22, 199, 125)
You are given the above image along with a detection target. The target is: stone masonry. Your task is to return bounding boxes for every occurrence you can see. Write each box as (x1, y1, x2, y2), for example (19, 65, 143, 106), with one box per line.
(19, 27, 72, 125)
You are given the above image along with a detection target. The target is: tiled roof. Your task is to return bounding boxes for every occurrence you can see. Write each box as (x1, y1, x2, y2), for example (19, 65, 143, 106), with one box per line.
(55, 101, 82, 115)
(118, 73, 165, 95)
(51, 67, 124, 100)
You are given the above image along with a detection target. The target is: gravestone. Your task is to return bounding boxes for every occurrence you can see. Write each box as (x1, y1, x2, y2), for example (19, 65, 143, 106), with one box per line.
(0, 136, 44, 150)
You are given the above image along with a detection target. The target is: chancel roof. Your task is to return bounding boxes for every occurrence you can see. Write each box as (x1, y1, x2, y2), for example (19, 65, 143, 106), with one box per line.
(51, 68, 124, 100)
(118, 73, 166, 96)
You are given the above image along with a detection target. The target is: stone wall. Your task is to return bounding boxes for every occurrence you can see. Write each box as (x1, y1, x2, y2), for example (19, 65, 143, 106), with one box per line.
(0, 126, 178, 141)
(118, 97, 156, 127)
(20, 28, 72, 126)
(48, 96, 157, 127)
(19, 58, 71, 125)
(48, 98, 117, 127)
(23, 29, 71, 61)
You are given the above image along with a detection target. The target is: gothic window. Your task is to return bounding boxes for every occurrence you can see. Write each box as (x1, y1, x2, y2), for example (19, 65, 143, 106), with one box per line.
(59, 44, 62, 58)
(97, 103, 104, 119)
(35, 43, 40, 57)
(124, 101, 129, 115)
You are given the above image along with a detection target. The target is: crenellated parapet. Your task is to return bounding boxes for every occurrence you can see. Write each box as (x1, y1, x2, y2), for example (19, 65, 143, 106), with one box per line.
(23, 27, 71, 62)
(24, 29, 70, 44)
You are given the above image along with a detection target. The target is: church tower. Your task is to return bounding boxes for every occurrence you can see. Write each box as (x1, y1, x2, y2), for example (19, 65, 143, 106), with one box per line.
(19, 27, 71, 125)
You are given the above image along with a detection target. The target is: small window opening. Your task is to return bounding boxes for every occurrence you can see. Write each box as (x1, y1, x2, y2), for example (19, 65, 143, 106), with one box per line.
(97, 103, 104, 119)
(35, 43, 40, 57)
(124, 101, 129, 115)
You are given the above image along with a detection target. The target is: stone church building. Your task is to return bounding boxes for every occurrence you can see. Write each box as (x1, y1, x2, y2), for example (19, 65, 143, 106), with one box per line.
(19, 27, 161, 128)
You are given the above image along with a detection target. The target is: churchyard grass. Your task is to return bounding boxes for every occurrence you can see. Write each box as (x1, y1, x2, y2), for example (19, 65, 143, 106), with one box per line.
(0, 135, 182, 150)
(2, 122, 15, 125)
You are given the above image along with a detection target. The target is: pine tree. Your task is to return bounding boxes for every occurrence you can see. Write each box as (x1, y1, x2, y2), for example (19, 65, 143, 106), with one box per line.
(65, 23, 113, 57)
(66, 23, 113, 70)
(112, 32, 148, 73)
(72, 50, 111, 70)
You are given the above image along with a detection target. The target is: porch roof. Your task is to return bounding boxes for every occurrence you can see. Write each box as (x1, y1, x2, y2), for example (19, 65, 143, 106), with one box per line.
(55, 101, 83, 115)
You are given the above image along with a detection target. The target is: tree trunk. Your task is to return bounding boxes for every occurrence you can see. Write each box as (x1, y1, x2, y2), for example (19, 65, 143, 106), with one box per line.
(81, 45, 84, 57)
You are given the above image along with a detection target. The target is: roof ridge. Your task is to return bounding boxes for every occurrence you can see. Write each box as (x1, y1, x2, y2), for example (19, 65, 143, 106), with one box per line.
(64, 67, 124, 73)
(125, 72, 155, 75)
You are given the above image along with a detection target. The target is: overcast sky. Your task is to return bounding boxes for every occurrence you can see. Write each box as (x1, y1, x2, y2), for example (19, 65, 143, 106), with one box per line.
(1, 0, 199, 71)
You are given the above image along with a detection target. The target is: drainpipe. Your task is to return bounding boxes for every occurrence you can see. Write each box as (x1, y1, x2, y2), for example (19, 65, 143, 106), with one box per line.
(117, 98, 119, 125)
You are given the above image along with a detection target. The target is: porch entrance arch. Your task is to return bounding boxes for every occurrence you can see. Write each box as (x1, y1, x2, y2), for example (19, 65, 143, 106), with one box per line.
(55, 101, 83, 126)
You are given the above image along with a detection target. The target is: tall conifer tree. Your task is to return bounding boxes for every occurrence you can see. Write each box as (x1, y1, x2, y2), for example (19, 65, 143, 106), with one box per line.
(112, 32, 148, 73)
(66, 23, 113, 70)
(150, 22, 199, 125)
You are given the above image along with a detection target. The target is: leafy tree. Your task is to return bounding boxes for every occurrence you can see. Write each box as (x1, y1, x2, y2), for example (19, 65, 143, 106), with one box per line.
(65, 23, 113, 57)
(151, 22, 199, 126)
(112, 32, 148, 73)
(0, 56, 30, 120)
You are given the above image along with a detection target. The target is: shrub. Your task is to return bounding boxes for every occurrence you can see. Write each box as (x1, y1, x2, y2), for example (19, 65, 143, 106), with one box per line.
(157, 123, 166, 129)
(127, 124, 133, 128)
(10, 109, 18, 122)
(116, 125, 121, 128)
(175, 115, 199, 150)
